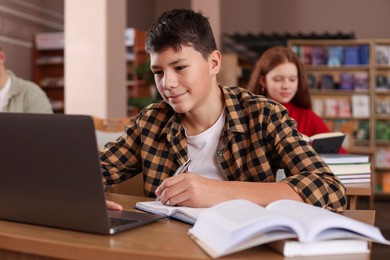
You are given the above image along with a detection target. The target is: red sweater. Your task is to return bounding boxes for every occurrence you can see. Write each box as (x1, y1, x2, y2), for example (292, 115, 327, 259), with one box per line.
(282, 102, 330, 137)
(282, 102, 346, 154)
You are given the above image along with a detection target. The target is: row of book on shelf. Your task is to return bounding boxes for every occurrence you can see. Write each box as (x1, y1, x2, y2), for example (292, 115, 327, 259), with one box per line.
(292, 45, 369, 67)
(292, 44, 390, 67)
(312, 95, 370, 118)
(307, 72, 369, 90)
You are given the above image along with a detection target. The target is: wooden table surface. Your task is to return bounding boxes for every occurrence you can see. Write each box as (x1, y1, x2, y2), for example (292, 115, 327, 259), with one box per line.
(0, 193, 374, 260)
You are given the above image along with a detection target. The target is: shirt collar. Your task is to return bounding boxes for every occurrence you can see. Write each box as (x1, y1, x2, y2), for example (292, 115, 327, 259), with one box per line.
(160, 85, 248, 141)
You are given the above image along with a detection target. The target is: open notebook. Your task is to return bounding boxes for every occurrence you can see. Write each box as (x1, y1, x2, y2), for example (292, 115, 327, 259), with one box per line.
(0, 113, 163, 235)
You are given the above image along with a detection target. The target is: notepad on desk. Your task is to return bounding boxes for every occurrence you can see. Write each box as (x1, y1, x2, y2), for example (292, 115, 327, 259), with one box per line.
(187, 199, 390, 258)
(134, 201, 206, 225)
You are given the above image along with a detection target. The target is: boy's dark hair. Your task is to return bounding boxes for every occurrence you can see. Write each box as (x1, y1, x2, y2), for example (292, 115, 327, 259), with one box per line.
(145, 9, 217, 59)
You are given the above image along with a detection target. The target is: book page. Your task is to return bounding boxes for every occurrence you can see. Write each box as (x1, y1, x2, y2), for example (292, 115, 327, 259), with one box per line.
(266, 200, 390, 244)
(310, 132, 345, 140)
(188, 200, 304, 255)
(134, 201, 205, 224)
(135, 201, 174, 216)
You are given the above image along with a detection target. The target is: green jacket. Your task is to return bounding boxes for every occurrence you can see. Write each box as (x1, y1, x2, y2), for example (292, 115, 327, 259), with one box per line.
(2, 71, 53, 113)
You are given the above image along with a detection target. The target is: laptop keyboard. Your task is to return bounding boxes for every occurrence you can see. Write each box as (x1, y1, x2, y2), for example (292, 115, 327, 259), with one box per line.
(109, 217, 139, 227)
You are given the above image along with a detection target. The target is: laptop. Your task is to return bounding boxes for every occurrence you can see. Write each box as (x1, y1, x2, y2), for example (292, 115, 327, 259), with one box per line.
(0, 113, 164, 235)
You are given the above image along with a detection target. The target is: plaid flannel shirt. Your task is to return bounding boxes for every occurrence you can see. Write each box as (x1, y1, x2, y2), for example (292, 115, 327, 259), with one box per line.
(100, 86, 347, 212)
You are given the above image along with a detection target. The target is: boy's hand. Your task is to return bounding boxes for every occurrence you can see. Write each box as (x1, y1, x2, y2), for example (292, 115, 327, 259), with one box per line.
(106, 200, 123, 210)
(155, 173, 226, 208)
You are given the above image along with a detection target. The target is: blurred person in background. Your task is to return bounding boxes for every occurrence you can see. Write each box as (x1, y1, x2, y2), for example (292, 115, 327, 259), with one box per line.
(0, 46, 52, 113)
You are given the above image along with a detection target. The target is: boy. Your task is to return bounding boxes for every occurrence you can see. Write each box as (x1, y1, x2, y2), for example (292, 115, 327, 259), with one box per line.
(0, 46, 52, 113)
(102, 9, 346, 212)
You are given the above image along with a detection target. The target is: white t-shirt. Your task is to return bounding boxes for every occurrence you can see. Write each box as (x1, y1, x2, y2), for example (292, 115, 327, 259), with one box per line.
(0, 76, 11, 112)
(185, 109, 226, 180)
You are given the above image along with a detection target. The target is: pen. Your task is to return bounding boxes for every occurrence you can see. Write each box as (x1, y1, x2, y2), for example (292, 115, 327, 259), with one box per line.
(155, 158, 192, 201)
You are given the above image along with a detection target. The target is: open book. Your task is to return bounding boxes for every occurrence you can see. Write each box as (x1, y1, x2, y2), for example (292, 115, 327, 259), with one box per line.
(302, 132, 345, 153)
(187, 199, 390, 258)
(134, 201, 206, 225)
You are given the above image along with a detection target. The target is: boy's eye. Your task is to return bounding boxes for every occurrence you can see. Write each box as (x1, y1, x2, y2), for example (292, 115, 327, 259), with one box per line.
(153, 70, 163, 76)
(176, 66, 186, 71)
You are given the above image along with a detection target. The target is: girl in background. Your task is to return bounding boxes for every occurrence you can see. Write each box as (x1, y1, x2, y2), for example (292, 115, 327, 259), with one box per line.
(247, 46, 329, 137)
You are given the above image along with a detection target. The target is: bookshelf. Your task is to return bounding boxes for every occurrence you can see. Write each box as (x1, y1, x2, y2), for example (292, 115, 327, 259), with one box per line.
(33, 29, 155, 115)
(33, 32, 65, 113)
(126, 28, 154, 116)
(373, 39, 390, 195)
(287, 39, 390, 196)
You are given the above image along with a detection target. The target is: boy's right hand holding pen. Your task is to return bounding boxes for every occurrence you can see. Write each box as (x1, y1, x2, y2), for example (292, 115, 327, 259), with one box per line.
(155, 158, 192, 203)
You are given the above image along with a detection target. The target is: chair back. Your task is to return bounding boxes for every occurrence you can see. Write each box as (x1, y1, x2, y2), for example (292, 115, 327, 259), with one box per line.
(93, 116, 144, 197)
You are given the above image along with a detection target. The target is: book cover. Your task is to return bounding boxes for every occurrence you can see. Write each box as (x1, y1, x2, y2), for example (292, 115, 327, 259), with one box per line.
(328, 163, 371, 175)
(375, 45, 390, 65)
(338, 173, 371, 180)
(343, 46, 359, 66)
(312, 99, 324, 117)
(339, 73, 354, 90)
(359, 45, 370, 65)
(269, 239, 369, 257)
(306, 132, 346, 154)
(338, 176, 371, 184)
(375, 149, 390, 168)
(376, 97, 390, 115)
(352, 95, 370, 118)
(307, 73, 318, 89)
(353, 72, 369, 90)
(187, 199, 390, 258)
(35, 32, 64, 50)
(324, 98, 339, 117)
(301, 46, 312, 65)
(320, 74, 335, 90)
(376, 75, 388, 90)
(382, 172, 390, 192)
(327, 46, 343, 67)
(320, 153, 369, 164)
(311, 47, 327, 65)
(338, 98, 352, 117)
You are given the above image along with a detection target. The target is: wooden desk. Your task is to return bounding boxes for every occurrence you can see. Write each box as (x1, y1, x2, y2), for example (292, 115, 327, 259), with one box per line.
(0, 193, 374, 260)
(345, 182, 373, 210)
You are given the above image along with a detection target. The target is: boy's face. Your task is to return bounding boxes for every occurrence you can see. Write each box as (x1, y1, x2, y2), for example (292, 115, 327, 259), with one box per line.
(150, 45, 220, 114)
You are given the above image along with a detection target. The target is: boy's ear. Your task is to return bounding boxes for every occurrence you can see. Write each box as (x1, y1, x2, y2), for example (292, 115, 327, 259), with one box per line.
(209, 50, 221, 75)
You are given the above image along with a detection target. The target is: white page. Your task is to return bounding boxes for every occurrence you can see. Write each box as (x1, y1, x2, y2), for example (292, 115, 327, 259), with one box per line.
(266, 200, 390, 244)
(189, 200, 305, 253)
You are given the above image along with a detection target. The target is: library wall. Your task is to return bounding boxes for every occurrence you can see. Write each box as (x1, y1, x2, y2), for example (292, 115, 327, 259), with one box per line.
(0, 0, 63, 80)
(126, 1, 390, 39)
(221, 0, 390, 39)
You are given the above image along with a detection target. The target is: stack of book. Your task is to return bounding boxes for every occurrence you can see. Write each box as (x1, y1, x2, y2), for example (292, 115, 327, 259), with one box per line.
(320, 153, 371, 184)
